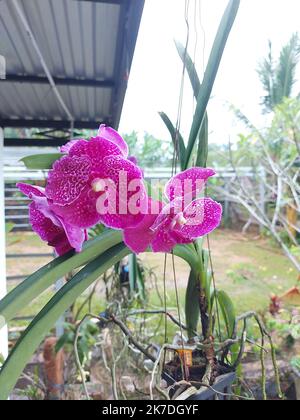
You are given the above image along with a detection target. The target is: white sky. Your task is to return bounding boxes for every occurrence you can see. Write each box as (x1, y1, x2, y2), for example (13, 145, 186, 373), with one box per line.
(119, 0, 300, 144)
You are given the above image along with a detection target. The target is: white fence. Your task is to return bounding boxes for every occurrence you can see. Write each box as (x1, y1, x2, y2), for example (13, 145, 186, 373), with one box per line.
(3, 147, 257, 230)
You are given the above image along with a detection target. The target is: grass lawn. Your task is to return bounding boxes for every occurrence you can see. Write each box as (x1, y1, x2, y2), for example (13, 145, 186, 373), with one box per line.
(6, 229, 298, 330)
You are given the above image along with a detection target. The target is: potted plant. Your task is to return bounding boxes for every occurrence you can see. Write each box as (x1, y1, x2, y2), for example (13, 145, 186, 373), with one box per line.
(0, 0, 282, 400)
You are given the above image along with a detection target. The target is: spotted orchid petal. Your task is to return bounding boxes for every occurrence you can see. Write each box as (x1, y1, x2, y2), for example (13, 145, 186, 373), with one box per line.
(17, 183, 87, 255)
(96, 156, 148, 229)
(57, 217, 87, 253)
(17, 183, 61, 227)
(46, 155, 92, 206)
(29, 202, 72, 256)
(98, 124, 129, 158)
(172, 198, 222, 241)
(123, 199, 163, 253)
(165, 167, 216, 202)
(50, 185, 102, 229)
(59, 139, 83, 154)
(151, 221, 178, 253)
(17, 182, 46, 198)
(135, 169, 221, 253)
(149, 198, 184, 232)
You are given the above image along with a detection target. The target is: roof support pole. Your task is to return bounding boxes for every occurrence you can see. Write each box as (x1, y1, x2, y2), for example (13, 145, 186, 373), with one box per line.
(11, 0, 74, 137)
(0, 127, 8, 362)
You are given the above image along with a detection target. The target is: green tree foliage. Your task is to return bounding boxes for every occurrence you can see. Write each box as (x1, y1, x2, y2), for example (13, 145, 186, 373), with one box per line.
(123, 131, 173, 167)
(257, 33, 300, 113)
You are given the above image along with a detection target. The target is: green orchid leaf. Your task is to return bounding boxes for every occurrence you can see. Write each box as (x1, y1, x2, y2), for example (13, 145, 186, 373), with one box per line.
(175, 40, 201, 99)
(0, 230, 123, 325)
(0, 241, 199, 399)
(159, 112, 186, 170)
(185, 269, 200, 339)
(20, 153, 64, 170)
(216, 290, 236, 337)
(185, 0, 240, 169)
(0, 243, 130, 400)
(195, 113, 209, 168)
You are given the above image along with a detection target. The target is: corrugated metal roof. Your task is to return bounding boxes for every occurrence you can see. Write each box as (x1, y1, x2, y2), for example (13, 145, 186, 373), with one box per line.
(0, 0, 144, 137)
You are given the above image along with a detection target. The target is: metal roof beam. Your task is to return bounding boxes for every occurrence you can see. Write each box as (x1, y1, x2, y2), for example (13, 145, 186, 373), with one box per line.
(4, 74, 115, 88)
(4, 138, 69, 147)
(74, 1, 123, 4)
(1, 119, 108, 129)
(11, 0, 74, 127)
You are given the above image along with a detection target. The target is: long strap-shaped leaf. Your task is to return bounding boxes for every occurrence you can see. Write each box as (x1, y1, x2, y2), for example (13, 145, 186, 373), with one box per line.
(0, 230, 123, 326)
(184, 0, 240, 169)
(159, 112, 186, 170)
(0, 243, 198, 399)
(196, 113, 209, 168)
(175, 41, 209, 169)
(175, 40, 201, 99)
(0, 244, 129, 400)
(185, 269, 200, 339)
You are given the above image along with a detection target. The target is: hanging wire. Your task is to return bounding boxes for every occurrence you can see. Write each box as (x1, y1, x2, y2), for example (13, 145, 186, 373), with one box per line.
(161, 0, 222, 384)
(198, 0, 206, 78)
(172, 252, 186, 341)
(171, 0, 191, 380)
(161, 0, 192, 382)
(198, 0, 221, 343)
(164, 0, 191, 340)
(172, 0, 191, 176)
(192, 0, 198, 112)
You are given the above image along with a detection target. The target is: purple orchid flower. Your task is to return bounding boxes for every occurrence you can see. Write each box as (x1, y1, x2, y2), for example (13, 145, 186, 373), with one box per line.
(123, 168, 222, 253)
(47, 125, 147, 230)
(16, 183, 87, 255)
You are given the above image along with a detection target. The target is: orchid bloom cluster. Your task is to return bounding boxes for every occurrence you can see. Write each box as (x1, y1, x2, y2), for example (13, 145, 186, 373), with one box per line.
(18, 125, 222, 256)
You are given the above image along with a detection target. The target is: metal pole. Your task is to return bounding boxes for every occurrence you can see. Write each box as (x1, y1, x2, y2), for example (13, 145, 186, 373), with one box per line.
(0, 127, 8, 360)
(55, 277, 65, 338)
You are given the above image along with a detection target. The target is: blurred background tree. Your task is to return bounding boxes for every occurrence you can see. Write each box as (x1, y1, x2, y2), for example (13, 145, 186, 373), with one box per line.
(123, 131, 173, 167)
(257, 33, 300, 113)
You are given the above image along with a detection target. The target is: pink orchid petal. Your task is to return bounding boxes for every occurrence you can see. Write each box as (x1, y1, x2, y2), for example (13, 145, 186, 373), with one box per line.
(51, 185, 102, 229)
(17, 183, 46, 198)
(96, 156, 147, 229)
(66, 139, 89, 156)
(46, 155, 92, 206)
(173, 198, 222, 240)
(18, 183, 88, 255)
(67, 136, 124, 172)
(59, 139, 84, 154)
(57, 217, 86, 253)
(86, 136, 123, 160)
(165, 168, 216, 202)
(123, 199, 163, 253)
(151, 225, 177, 253)
(31, 195, 61, 228)
(29, 202, 72, 256)
(54, 240, 74, 256)
(128, 156, 138, 165)
(98, 124, 129, 157)
(150, 198, 184, 232)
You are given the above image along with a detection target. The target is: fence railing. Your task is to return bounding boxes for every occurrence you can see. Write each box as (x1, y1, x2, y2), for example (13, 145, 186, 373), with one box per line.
(4, 163, 256, 230)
